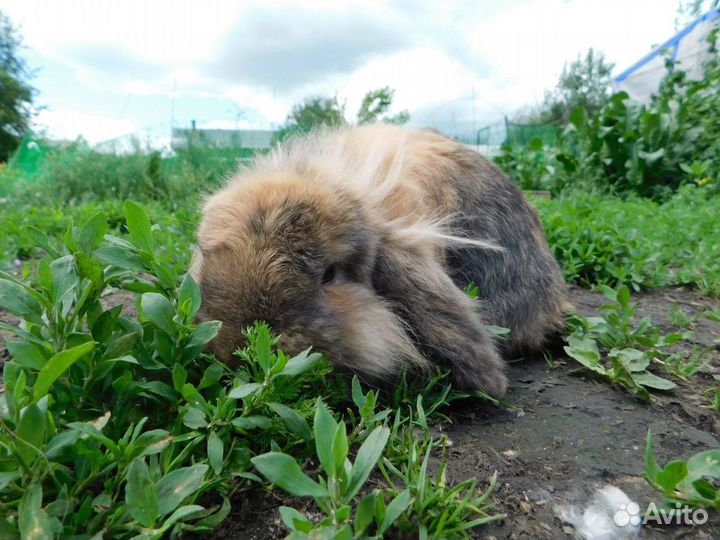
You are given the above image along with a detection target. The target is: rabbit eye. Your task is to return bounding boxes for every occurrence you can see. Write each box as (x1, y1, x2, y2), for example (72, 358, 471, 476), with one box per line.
(321, 265, 336, 285)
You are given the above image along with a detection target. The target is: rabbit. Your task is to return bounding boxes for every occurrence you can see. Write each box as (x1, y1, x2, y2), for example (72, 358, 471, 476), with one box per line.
(191, 124, 571, 397)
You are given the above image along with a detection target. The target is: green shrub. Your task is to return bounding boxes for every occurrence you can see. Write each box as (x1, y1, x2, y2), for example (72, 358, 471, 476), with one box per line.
(497, 28, 720, 197)
(536, 186, 720, 295)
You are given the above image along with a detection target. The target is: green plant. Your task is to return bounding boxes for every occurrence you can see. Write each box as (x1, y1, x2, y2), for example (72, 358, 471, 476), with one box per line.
(497, 26, 720, 198)
(378, 397, 504, 539)
(564, 285, 681, 400)
(661, 347, 710, 381)
(251, 399, 404, 539)
(645, 431, 720, 513)
(705, 386, 720, 412)
(0, 202, 338, 539)
(537, 187, 720, 295)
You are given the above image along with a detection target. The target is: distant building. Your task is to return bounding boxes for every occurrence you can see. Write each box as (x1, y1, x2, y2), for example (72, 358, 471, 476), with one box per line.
(614, 9, 719, 102)
(171, 126, 276, 151)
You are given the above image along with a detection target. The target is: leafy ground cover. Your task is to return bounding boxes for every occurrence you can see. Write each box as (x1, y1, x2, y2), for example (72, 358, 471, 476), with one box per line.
(0, 194, 717, 539)
(0, 132, 718, 539)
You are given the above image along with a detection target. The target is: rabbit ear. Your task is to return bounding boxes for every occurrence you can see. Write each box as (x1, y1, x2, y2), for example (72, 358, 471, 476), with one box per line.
(371, 243, 507, 397)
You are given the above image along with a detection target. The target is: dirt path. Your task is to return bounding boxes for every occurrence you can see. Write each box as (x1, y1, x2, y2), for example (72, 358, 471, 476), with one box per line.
(1, 287, 719, 539)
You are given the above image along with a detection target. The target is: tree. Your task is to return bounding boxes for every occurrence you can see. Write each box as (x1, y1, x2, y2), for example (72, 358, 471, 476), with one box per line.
(518, 48, 615, 124)
(0, 11, 35, 162)
(282, 95, 347, 136)
(278, 87, 409, 140)
(356, 87, 410, 125)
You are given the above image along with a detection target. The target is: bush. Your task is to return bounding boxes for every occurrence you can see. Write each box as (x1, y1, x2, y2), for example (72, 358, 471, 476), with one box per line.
(497, 28, 720, 197)
(537, 185, 720, 295)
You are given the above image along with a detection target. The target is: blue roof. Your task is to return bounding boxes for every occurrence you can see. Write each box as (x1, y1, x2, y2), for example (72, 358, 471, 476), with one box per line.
(615, 9, 719, 82)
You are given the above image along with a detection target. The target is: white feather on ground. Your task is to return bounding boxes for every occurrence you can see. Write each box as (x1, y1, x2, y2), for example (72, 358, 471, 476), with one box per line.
(556, 485, 642, 540)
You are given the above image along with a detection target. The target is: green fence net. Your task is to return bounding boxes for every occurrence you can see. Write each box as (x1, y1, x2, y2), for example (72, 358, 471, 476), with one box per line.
(504, 122, 560, 146)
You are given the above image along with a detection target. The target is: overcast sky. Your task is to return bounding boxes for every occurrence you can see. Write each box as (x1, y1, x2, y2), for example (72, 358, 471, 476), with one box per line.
(1, 0, 684, 144)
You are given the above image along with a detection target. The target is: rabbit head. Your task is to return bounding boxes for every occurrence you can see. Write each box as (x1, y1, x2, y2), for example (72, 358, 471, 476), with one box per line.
(193, 171, 431, 384)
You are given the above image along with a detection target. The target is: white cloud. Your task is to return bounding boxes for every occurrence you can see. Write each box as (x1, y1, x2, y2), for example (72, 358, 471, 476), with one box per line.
(1, 0, 683, 141)
(34, 109, 139, 144)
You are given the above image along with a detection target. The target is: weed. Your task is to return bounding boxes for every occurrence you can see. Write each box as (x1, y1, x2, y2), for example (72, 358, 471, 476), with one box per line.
(645, 431, 720, 513)
(0, 199, 512, 539)
(564, 285, 682, 400)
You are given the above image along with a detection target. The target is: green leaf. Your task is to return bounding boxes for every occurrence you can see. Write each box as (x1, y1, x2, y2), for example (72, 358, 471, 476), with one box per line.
(125, 200, 155, 254)
(6, 340, 46, 370)
(16, 403, 47, 467)
(25, 226, 61, 258)
(158, 504, 205, 533)
(187, 320, 222, 349)
(50, 255, 78, 309)
(78, 211, 109, 254)
(125, 459, 159, 528)
(609, 348, 649, 372)
(95, 245, 146, 271)
(346, 427, 390, 501)
(251, 452, 327, 498)
(378, 489, 412, 535)
(208, 431, 224, 475)
(617, 285, 631, 308)
(691, 478, 717, 500)
(90, 305, 122, 342)
(232, 415, 272, 430)
(351, 376, 366, 410)
(314, 399, 338, 478)
(332, 422, 349, 476)
(254, 324, 273, 373)
(198, 363, 224, 390)
(141, 293, 176, 336)
(278, 349, 323, 377)
(179, 274, 202, 321)
(0, 471, 21, 492)
(182, 407, 208, 429)
(172, 363, 188, 393)
(228, 382, 262, 399)
(686, 450, 720, 481)
(182, 383, 207, 409)
(18, 483, 54, 540)
(279, 506, 312, 532)
(44, 430, 81, 460)
(354, 491, 378, 536)
(268, 402, 312, 440)
(569, 106, 587, 129)
(67, 419, 121, 459)
(34, 341, 96, 401)
(0, 278, 43, 323)
(564, 339, 605, 375)
(196, 497, 231, 529)
(129, 429, 173, 459)
(633, 371, 676, 390)
(156, 464, 209, 516)
(656, 460, 688, 492)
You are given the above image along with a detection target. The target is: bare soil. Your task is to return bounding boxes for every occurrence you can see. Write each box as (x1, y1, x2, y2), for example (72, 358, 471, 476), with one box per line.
(1, 286, 719, 539)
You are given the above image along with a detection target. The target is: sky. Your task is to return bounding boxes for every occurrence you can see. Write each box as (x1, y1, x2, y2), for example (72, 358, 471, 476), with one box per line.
(0, 0, 684, 145)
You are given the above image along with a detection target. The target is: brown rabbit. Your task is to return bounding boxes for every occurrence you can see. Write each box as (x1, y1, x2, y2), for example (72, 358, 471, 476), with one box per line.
(192, 125, 571, 397)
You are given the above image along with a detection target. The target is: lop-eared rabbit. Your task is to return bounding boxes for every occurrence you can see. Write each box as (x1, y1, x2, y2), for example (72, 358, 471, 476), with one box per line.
(192, 125, 570, 397)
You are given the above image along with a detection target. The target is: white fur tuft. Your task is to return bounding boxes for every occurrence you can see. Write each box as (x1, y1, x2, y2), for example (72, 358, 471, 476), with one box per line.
(250, 126, 503, 252)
